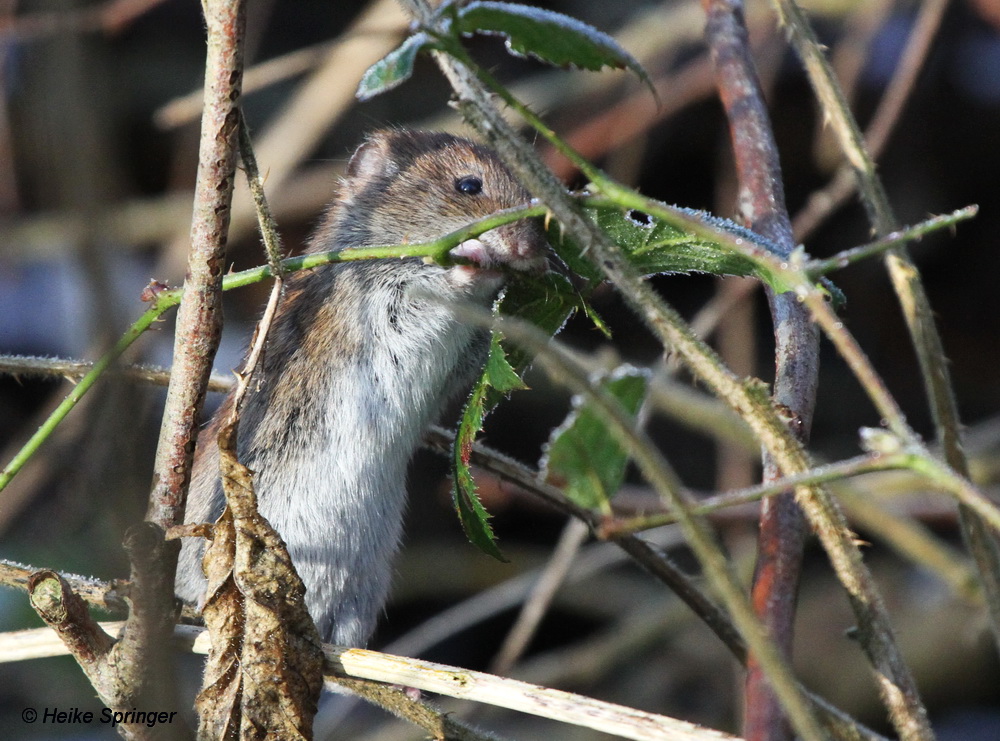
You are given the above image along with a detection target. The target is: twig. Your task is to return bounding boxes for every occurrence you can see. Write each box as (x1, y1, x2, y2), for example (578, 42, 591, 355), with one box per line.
(489, 517, 590, 676)
(325, 645, 739, 741)
(423, 433, 887, 741)
(0, 560, 202, 623)
(326, 677, 504, 741)
(238, 111, 286, 277)
(146, 0, 246, 531)
(398, 7, 948, 737)
(0, 203, 544, 499)
(0, 299, 168, 492)
(805, 206, 979, 277)
(792, 0, 951, 240)
(0, 621, 742, 741)
(774, 0, 1000, 666)
(1, 560, 128, 616)
(701, 3, 817, 738)
(226, 109, 287, 415)
(105, 0, 246, 733)
(0, 203, 968, 483)
(603, 453, 912, 534)
(569, 166, 938, 741)
(407, 6, 932, 736)
(222, 0, 408, 247)
(25, 575, 135, 738)
(0, 354, 233, 391)
(442, 294, 827, 740)
(421, 426, 747, 663)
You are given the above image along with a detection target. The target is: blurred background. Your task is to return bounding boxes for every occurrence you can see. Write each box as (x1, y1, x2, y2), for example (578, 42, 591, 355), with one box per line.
(1, 0, 999, 738)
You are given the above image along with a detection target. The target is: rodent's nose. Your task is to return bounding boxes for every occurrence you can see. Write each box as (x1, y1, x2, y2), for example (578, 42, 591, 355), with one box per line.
(493, 222, 549, 272)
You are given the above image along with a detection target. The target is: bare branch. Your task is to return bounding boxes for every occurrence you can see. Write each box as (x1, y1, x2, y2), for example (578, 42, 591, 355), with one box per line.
(700, 2, 816, 738)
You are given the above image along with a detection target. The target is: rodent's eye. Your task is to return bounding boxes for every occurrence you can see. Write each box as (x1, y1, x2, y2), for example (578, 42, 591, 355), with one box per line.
(455, 176, 483, 195)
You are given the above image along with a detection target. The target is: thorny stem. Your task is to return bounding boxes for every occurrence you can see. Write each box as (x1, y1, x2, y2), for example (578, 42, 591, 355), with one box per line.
(238, 111, 286, 278)
(776, 0, 1000, 667)
(0, 300, 167, 492)
(0, 355, 234, 392)
(701, 2, 816, 739)
(604, 442, 1000, 541)
(402, 4, 964, 740)
(0, 206, 541, 497)
(400, 4, 828, 735)
(805, 206, 978, 278)
(792, 0, 951, 241)
(452, 302, 828, 741)
(0, 194, 968, 489)
(604, 452, 913, 535)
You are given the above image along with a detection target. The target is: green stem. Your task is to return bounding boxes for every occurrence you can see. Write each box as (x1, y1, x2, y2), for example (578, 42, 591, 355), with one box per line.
(416, 24, 947, 740)
(224, 202, 547, 290)
(775, 0, 1000, 668)
(0, 204, 545, 497)
(0, 293, 175, 492)
(806, 206, 979, 278)
(607, 452, 908, 535)
(465, 305, 828, 741)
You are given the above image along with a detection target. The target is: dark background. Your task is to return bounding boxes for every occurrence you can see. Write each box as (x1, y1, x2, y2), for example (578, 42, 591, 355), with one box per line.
(1, 0, 999, 738)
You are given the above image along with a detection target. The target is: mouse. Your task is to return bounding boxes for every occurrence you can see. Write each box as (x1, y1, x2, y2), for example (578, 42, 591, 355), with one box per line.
(175, 129, 548, 646)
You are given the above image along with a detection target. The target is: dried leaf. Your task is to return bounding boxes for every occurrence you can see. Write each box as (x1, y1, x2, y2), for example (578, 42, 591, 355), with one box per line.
(195, 422, 324, 740)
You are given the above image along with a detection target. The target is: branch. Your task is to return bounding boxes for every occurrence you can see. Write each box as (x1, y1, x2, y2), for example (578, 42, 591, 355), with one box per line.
(0, 354, 233, 391)
(2, 619, 745, 741)
(26, 568, 182, 740)
(146, 0, 246, 532)
(393, 7, 939, 737)
(701, 3, 817, 739)
(0, 202, 545, 500)
(23, 1, 249, 736)
(774, 0, 1000, 662)
(442, 294, 826, 739)
(792, 0, 951, 240)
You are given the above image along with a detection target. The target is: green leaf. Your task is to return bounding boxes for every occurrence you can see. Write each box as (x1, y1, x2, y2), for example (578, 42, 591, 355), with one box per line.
(553, 201, 845, 307)
(455, 1, 653, 91)
(451, 344, 509, 562)
(493, 272, 578, 380)
(356, 32, 433, 101)
(541, 367, 649, 512)
(448, 270, 612, 560)
(483, 332, 527, 395)
(555, 204, 765, 283)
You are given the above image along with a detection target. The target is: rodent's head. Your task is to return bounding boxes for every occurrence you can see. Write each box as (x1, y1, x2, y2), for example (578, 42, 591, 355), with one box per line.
(335, 129, 548, 284)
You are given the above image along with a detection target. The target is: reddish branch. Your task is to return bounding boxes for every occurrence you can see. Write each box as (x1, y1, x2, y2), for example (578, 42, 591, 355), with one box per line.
(701, 3, 819, 740)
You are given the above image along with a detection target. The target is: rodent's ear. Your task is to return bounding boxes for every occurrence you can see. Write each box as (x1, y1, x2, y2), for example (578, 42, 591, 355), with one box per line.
(346, 133, 400, 184)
